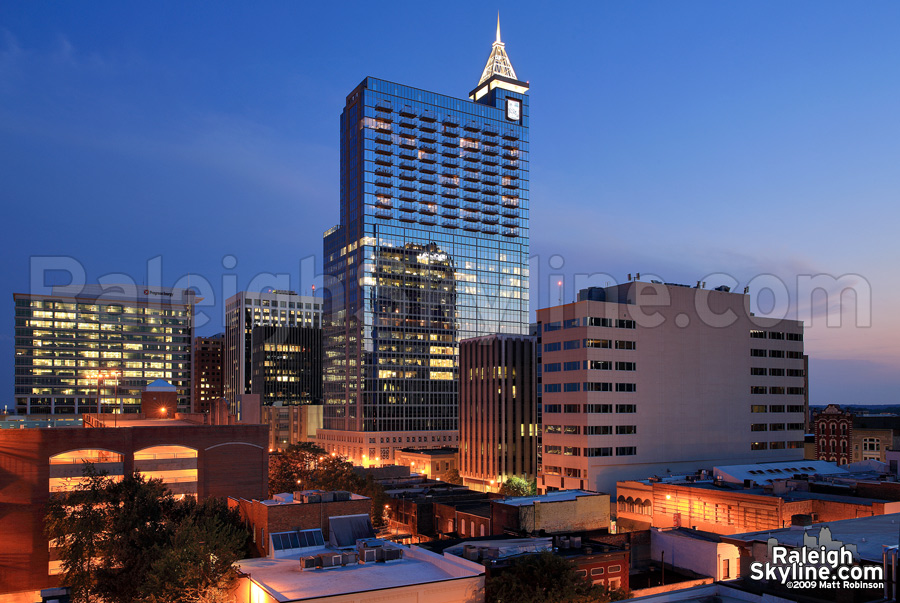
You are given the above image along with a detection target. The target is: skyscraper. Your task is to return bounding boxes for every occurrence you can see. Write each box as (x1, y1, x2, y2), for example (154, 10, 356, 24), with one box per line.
(321, 21, 530, 463)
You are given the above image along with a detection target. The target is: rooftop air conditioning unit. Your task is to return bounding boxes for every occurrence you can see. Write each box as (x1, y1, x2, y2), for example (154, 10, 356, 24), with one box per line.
(362, 548, 377, 563)
(299, 556, 318, 570)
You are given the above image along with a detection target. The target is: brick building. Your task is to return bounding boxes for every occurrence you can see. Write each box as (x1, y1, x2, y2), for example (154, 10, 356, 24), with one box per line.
(616, 475, 900, 535)
(393, 447, 458, 482)
(0, 415, 267, 600)
(193, 334, 224, 414)
(491, 490, 611, 535)
(229, 490, 372, 558)
(813, 404, 900, 464)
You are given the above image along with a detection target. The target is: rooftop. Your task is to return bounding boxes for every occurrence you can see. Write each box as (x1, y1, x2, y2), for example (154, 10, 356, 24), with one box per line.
(723, 512, 900, 563)
(236, 543, 483, 602)
(713, 460, 846, 484)
(494, 489, 605, 507)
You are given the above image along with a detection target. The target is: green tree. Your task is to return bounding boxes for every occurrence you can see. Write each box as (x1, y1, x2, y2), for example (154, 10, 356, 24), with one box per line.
(268, 442, 328, 495)
(443, 468, 463, 485)
(45, 464, 250, 603)
(486, 552, 629, 603)
(498, 476, 533, 497)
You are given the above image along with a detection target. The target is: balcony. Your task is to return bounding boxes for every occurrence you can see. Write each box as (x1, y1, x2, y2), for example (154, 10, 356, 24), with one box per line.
(398, 173, 416, 185)
(482, 146, 500, 157)
(399, 137, 416, 149)
(504, 160, 520, 170)
(420, 131, 438, 143)
(441, 179, 459, 189)
(482, 155, 500, 166)
(462, 181, 481, 193)
(419, 185, 437, 197)
(482, 164, 500, 176)
(420, 143, 437, 154)
(502, 128, 519, 141)
(374, 186, 392, 198)
(442, 138, 460, 149)
(482, 177, 500, 187)
(502, 218, 518, 228)
(482, 193, 500, 206)
(502, 149, 519, 160)
(501, 169, 519, 180)
(398, 201, 417, 213)
(463, 201, 480, 213)
(374, 143, 393, 156)
(374, 208, 393, 220)
(441, 157, 460, 168)
(501, 196, 519, 208)
(375, 99, 393, 113)
(462, 171, 481, 182)
(462, 192, 481, 204)
(374, 121, 392, 133)
(482, 125, 499, 136)
(398, 213, 416, 223)
(501, 208, 517, 218)
(440, 188, 460, 199)
(374, 166, 392, 177)
(374, 154, 392, 166)
(442, 218, 459, 229)
(463, 152, 480, 163)
(441, 147, 461, 158)
(442, 115, 460, 127)
(462, 221, 481, 232)
(398, 190, 417, 202)
(482, 214, 500, 225)
(461, 209, 480, 222)
(441, 208, 460, 219)
(399, 160, 416, 171)
(464, 120, 481, 133)
(441, 197, 460, 209)
(374, 196, 392, 209)
(399, 116, 416, 129)
(398, 148, 417, 160)
(502, 227, 519, 238)
(418, 214, 438, 226)
(419, 154, 437, 165)
(419, 162, 437, 173)
(374, 133, 391, 145)
(374, 177, 392, 188)
(481, 224, 499, 235)
(399, 105, 418, 117)
(419, 174, 437, 186)
(418, 204, 437, 216)
(482, 136, 499, 147)
(482, 205, 499, 215)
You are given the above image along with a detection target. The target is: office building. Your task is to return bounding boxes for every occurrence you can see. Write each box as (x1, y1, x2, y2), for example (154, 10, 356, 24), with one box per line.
(0, 405, 267, 599)
(813, 403, 900, 464)
(13, 285, 194, 415)
(262, 402, 323, 452)
(537, 281, 808, 495)
(320, 21, 530, 463)
(193, 333, 224, 414)
(224, 290, 323, 410)
(459, 334, 538, 492)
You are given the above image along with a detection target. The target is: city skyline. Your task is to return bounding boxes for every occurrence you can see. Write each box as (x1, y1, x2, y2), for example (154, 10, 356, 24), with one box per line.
(2, 2, 898, 406)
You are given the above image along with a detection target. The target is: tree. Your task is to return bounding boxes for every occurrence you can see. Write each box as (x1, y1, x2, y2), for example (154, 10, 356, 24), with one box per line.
(443, 468, 463, 485)
(268, 442, 328, 495)
(486, 552, 629, 603)
(498, 476, 533, 497)
(45, 464, 250, 603)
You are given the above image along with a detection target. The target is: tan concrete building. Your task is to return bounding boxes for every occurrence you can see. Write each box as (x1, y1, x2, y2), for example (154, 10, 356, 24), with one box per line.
(537, 281, 807, 495)
(261, 403, 323, 453)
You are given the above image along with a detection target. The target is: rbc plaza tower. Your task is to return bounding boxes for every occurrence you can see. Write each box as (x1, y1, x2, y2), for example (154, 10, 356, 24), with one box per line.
(320, 22, 530, 463)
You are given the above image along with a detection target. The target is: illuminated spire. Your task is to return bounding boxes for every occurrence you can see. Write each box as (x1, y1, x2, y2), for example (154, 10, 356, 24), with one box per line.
(478, 13, 518, 85)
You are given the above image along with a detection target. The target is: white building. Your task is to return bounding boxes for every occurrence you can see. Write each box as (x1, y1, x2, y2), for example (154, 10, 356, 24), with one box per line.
(537, 281, 808, 495)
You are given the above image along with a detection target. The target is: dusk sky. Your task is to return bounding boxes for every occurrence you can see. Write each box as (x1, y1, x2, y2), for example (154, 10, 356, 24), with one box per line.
(2, 2, 898, 406)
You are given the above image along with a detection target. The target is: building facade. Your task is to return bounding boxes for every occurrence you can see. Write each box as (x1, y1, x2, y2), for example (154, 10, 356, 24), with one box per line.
(320, 24, 530, 463)
(262, 403, 323, 453)
(459, 334, 538, 492)
(0, 416, 267, 598)
(13, 285, 194, 415)
(224, 290, 322, 410)
(537, 282, 808, 495)
(193, 333, 224, 414)
(813, 404, 900, 464)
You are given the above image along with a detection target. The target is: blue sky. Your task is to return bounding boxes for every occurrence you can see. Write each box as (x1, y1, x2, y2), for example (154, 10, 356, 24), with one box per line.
(2, 1, 898, 406)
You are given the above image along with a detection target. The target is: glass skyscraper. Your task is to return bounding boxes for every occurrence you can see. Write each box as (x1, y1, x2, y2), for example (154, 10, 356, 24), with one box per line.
(321, 23, 530, 463)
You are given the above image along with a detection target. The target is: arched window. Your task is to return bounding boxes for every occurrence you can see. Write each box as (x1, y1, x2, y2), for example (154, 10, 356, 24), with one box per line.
(460, 519, 466, 535)
(49, 449, 124, 493)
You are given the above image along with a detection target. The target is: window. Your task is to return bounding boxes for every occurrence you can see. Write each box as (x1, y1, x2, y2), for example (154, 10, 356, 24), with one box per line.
(585, 404, 612, 413)
(589, 360, 612, 370)
(787, 423, 804, 431)
(563, 340, 580, 350)
(545, 425, 561, 434)
(585, 425, 612, 435)
(575, 569, 587, 578)
(587, 317, 612, 327)
(607, 565, 622, 573)
(751, 386, 767, 395)
(863, 438, 881, 452)
(585, 447, 612, 457)
(751, 442, 768, 450)
(750, 330, 767, 339)
(769, 405, 785, 412)
(545, 384, 562, 393)
(591, 567, 605, 576)
(563, 319, 579, 329)
(722, 559, 730, 579)
(615, 340, 636, 350)
(563, 425, 581, 435)
(616, 404, 636, 413)
(563, 361, 580, 371)
(769, 386, 785, 394)
(769, 368, 785, 376)
(787, 405, 804, 413)
(787, 369, 805, 377)
(769, 331, 785, 340)
(770, 423, 786, 431)
(751, 349, 767, 357)
(751, 424, 768, 431)
(786, 351, 803, 359)
(563, 404, 580, 413)
(615, 383, 636, 392)
(544, 342, 561, 352)
(543, 466, 561, 475)
(564, 383, 580, 392)
(616, 319, 636, 329)
(751, 367, 767, 376)
(544, 322, 561, 332)
(615, 361, 636, 371)
(787, 387, 805, 395)
(544, 363, 561, 372)
(584, 382, 612, 392)
(769, 350, 785, 358)
(786, 333, 803, 341)
(584, 338, 611, 348)
(544, 404, 561, 413)
(616, 447, 636, 456)
(616, 425, 636, 434)
(751, 405, 767, 413)
(545, 445, 562, 455)
(563, 447, 581, 456)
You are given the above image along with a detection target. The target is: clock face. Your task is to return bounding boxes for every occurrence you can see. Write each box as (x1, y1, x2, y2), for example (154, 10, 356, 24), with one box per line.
(506, 98, 521, 121)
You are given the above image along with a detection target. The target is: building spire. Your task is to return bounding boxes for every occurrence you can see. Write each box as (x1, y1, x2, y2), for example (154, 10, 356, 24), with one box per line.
(478, 13, 518, 85)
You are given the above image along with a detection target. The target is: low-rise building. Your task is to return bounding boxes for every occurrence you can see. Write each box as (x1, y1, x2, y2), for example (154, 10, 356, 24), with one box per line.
(814, 404, 900, 465)
(233, 539, 485, 603)
(229, 490, 372, 558)
(393, 447, 458, 482)
(0, 409, 267, 600)
(491, 490, 611, 535)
